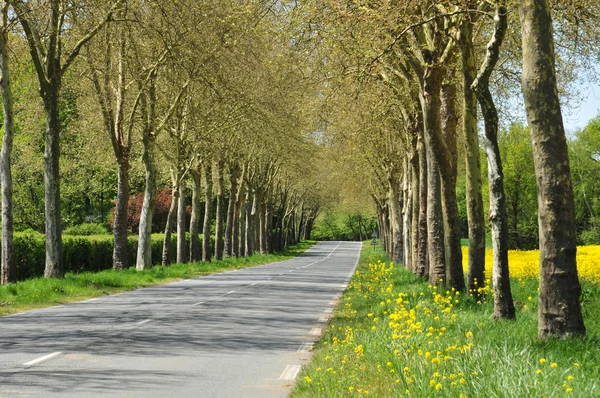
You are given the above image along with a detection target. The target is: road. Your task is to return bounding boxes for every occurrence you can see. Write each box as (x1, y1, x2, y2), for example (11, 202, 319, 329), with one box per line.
(0, 241, 362, 398)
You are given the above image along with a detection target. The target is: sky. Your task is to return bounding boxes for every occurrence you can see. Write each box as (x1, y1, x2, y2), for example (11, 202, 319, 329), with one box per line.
(563, 80, 600, 134)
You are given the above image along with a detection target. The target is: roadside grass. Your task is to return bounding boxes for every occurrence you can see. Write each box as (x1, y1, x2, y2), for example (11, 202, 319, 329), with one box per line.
(292, 243, 600, 397)
(0, 240, 316, 316)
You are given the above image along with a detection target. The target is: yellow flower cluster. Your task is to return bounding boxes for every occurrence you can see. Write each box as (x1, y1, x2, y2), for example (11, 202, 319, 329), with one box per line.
(462, 245, 600, 283)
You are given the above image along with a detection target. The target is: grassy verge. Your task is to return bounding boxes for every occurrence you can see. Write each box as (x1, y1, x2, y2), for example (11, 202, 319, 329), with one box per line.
(0, 240, 316, 316)
(292, 243, 600, 397)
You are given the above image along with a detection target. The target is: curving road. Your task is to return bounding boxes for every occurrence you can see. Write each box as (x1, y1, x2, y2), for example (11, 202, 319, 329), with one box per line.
(0, 241, 361, 397)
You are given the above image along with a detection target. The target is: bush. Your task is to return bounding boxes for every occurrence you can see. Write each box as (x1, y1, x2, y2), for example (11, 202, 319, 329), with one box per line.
(12, 232, 198, 281)
(579, 227, 600, 246)
(63, 223, 109, 236)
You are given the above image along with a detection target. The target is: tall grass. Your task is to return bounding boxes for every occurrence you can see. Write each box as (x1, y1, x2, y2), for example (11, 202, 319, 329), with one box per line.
(292, 243, 600, 397)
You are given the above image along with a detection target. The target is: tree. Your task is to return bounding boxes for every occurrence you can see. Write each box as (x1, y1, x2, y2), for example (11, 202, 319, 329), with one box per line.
(519, 0, 585, 338)
(12, 0, 123, 277)
(0, 0, 15, 284)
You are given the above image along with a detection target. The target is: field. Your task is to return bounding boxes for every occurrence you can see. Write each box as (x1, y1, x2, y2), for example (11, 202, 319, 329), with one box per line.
(292, 244, 600, 397)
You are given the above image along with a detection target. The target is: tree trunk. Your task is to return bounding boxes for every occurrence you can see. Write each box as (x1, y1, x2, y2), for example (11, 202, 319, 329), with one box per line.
(0, 1, 15, 284)
(136, 133, 157, 271)
(214, 162, 225, 260)
(258, 194, 267, 254)
(461, 19, 487, 295)
(440, 82, 465, 292)
(472, 3, 515, 320)
(519, 0, 585, 338)
(113, 159, 130, 270)
(244, 189, 253, 256)
(202, 164, 213, 262)
(43, 82, 64, 278)
(388, 178, 404, 265)
(410, 138, 420, 274)
(162, 184, 178, 266)
(416, 132, 428, 277)
(224, 165, 240, 257)
(403, 155, 412, 269)
(176, 181, 187, 263)
(420, 66, 445, 285)
(189, 170, 201, 262)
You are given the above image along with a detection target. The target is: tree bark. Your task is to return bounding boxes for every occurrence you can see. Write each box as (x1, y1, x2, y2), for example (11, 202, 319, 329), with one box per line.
(224, 165, 240, 257)
(136, 128, 157, 271)
(189, 170, 202, 262)
(402, 155, 412, 270)
(162, 184, 178, 266)
(519, 0, 585, 338)
(42, 81, 64, 278)
(214, 161, 225, 260)
(420, 65, 445, 285)
(388, 177, 404, 264)
(416, 131, 429, 277)
(176, 180, 187, 263)
(472, 3, 515, 320)
(440, 81, 465, 292)
(461, 18, 487, 295)
(410, 136, 420, 274)
(202, 164, 213, 262)
(113, 160, 130, 270)
(244, 189, 253, 256)
(0, 0, 15, 284)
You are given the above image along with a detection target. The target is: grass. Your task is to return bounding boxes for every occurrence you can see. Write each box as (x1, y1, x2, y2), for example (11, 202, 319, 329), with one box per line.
(460, 238, 493, 249)
(0, 240, 316, 316)
(291, 243, 600, 397)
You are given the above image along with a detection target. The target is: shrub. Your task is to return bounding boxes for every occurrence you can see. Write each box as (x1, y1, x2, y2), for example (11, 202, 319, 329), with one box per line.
(12, 232, 197, 281)
(63, 223, 109, 236)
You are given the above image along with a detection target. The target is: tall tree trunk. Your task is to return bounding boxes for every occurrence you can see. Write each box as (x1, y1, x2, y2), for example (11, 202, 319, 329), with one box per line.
(202, 164, 213, 262)
(410, 138, 420, 274)
(416, 132, 428, 277)
(43, 82, 64, 278)
(388, 177, 404, 264)
(461, 18, 487, 295)
(214, 162, 225, 260)
(244, 189, 254, 256)
(224, 165, 240, 257)
(403, 155, 412, 269)
(420, 66, 445, 285)
(440, 82, 465, 292)
(176, 181, 187, 263)
(162, 184, 178, 266)
(234, 175, 245, 257)
(136, 133, 157, 271)
(473, 3, 515, 320)
(519, 0, 585, 338)
(0, 0, 15, 284)
(113, 159, 130, 270)
(189, 170, 201, 262)
(258, 193, 267, 254)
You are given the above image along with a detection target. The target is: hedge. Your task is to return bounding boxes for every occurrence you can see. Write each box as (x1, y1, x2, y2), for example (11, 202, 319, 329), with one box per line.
(13, 232, 206, 281)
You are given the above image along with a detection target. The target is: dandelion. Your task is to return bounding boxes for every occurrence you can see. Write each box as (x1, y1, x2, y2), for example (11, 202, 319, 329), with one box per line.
(466, 331, 474, 339)
(566, 388, 573, 393)
(550, 362, 558, 368)
(304, 376, 312, 383)
(536, 369, 542, 374)
(435, 383, 442, 390)
(539, 358, 547, 364)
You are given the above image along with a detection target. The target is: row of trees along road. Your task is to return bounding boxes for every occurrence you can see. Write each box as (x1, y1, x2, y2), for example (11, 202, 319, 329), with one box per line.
(0, 0, 598, 341)
(297, 0, 600, 339)
(0, 1, 328, 283)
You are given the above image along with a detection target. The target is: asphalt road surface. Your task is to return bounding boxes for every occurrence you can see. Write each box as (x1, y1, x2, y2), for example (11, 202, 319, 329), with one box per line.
(0, 241, 362, 398)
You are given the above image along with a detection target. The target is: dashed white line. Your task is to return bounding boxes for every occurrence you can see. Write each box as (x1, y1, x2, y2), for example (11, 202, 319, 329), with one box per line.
(297, 342, 314, 353)
(192, 301, 204, 306)
(23, 352, 62, 367)
(251, 282, 258, 286)
(134, 319, 152, 326)
(279, 364, 302, 380)
(225, 291, 235, 295)
(324, 308, 333, 314)
(319, 316, 329, 323)
(310, 327, 323, 336)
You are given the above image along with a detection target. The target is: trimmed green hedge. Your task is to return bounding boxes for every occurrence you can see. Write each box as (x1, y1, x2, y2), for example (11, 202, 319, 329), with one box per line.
(13, 233, 204, 281)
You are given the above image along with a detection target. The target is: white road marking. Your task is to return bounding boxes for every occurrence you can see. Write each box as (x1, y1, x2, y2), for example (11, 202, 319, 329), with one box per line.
(319, 316, 329, 322)
(225, 291, 235, 295)
(134, 319, 152, 326)
(251, 282, 258, 286)
(297, 343, 314, 353)
(23, 352, 62, 367)
(324, 308, 333, 314)
(333, 294, 341, 300)
(192, 301, 204, 306)
(328, 301, 337, 306)
(279, 365, 302, 380)
(310, 328, 323, 336)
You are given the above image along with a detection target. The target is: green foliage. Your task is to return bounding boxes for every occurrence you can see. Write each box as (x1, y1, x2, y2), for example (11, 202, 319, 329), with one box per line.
(63, 223, 109, 236)
(11, 232, 195, 281)
(312, 210, 377, 241)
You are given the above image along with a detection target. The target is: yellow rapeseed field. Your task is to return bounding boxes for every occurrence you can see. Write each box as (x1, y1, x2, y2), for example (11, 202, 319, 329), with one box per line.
(462, 245, 600, 283)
